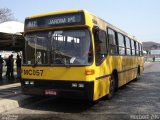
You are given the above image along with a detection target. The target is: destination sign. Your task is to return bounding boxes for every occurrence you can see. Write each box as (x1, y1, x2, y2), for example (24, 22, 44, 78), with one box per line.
(25, 12, 85, 30)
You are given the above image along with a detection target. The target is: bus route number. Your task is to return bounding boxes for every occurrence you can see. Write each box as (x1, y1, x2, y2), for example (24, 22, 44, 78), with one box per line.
(23, 69, 44, 76)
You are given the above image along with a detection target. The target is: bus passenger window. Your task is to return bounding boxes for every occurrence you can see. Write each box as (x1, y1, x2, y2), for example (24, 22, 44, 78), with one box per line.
(131, 40, 135, 55)
(108, 28, 118, 55)
(135, 42, 139, 56)
(118, 33, 125, 55)
(139, 44, 143, 56)
(125, 37, 131, 55)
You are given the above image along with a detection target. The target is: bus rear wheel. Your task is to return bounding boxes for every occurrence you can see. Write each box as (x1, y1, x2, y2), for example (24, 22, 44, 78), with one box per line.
(135, 67, 140, 81)
(106, 75, 116, 100)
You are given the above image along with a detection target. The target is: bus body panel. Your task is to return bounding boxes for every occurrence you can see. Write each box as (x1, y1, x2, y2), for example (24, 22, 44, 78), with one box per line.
(21, 66, 95, 81)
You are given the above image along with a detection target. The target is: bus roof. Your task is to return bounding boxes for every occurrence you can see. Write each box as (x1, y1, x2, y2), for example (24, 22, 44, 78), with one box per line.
(25, 9, 141, 44)
(26, 9, 83, 19)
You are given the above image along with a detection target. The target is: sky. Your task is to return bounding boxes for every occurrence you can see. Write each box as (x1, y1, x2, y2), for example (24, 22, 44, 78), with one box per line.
(1, 0, 160, 42)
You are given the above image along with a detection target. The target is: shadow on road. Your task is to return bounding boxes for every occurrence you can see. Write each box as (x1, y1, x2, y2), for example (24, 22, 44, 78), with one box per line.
(22, 96, 96, 113)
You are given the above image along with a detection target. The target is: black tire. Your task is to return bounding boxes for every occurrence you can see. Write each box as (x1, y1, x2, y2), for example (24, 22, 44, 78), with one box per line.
(106, 75, 116, 100)
(135, 67, 140, 81)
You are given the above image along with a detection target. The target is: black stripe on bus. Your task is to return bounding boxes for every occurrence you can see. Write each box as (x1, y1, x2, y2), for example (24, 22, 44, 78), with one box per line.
(118, 67, 138, 74)
(96, 66, 139, 80)
(96, 74, 111, 80)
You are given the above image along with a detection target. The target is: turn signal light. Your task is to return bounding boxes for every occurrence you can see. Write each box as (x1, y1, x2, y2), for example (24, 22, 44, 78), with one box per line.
(85, 69, 95, 75)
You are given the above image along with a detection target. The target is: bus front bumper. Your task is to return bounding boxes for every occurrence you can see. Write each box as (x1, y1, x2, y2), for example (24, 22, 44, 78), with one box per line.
(21, 80, 94, 100)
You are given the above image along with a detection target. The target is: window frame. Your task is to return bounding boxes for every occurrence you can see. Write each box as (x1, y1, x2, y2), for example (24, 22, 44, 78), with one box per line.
(131, 39, 136, 56)
(94, 28, 108, 66)
(107, 28, 119, 55)
(135, 41, 139, 56)
(125, 36, 132, 56)
(117, 32, 126, 56)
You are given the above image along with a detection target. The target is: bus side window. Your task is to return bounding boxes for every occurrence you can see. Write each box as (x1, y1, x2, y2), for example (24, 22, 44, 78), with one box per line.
(93, 28, 107, 65)
(138, 43, 142, 56)
(131, 40, 135, 56)
(125, 37, 131, 56)
(117, 33, 125, 55)
(139, 43, 143, 56)
(135, 42, 139, 56)
(108, 28, 118, 55)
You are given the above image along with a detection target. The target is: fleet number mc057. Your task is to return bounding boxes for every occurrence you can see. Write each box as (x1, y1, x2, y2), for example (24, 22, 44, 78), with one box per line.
(23, 69, 44, 76)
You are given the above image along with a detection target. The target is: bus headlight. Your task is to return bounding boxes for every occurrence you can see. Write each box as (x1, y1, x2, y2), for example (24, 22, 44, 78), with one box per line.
(30, 81, 34, 85)
(25, 81, 29, 85)
(72, 83, 85, 88)
(72, 83, 78, 87)
(79, 83, 84, 88)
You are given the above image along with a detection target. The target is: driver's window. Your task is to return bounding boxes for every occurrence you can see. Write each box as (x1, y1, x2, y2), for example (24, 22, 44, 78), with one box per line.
(94, 29, 107, 65)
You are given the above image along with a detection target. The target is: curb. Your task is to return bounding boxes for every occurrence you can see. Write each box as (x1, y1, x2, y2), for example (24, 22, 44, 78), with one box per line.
(0, 83, 20, 90)
(0, 95, 30, 113)
(0, 83, 31, 114)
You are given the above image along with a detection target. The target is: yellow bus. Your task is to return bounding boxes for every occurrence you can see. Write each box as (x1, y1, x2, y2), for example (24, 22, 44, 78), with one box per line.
(21, 9, 144, 101)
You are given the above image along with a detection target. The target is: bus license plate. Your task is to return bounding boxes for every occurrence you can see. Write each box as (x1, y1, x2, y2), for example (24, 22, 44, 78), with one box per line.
(45, 89, 57, 95)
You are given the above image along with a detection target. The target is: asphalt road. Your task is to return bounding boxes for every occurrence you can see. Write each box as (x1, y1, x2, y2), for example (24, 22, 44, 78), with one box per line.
(2, 62, 160, 120)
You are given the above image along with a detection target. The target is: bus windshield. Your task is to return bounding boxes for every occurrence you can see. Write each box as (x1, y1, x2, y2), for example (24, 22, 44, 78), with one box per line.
(24, 29, 93, 66)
